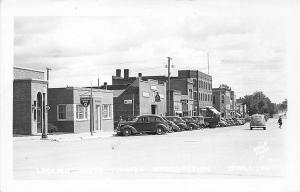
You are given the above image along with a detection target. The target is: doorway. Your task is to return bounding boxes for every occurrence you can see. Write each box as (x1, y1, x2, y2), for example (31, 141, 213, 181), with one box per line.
(96, 105, 101, 131)
(151, 105, 157, 115)
(37, 92, 43, 133)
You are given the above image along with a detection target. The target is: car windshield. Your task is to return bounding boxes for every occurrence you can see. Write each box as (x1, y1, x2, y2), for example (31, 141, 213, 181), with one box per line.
(183, 118, 193, 122)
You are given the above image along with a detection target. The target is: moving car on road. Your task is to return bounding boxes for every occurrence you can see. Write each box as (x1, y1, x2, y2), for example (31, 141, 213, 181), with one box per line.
(165, 116, 189, 131)
(116, 115, 169, 136)
(181, 117, 199, 130)
(250, 114, 266, 130)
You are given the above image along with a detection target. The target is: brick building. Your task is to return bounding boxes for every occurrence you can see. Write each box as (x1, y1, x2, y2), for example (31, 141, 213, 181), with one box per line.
(48, 87, 114, 133)
(13, 67, 48, 135)
(111, 69, 213, 117)
(102, 74, 167, 121)
(212, 84, 236, 118)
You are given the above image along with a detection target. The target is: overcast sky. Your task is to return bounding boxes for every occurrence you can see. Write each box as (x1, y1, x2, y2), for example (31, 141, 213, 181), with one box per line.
(14, 13, 287, 103)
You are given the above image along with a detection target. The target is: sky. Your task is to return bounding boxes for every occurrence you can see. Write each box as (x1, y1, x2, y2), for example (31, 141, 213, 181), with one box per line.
(14, 11, 287, 103)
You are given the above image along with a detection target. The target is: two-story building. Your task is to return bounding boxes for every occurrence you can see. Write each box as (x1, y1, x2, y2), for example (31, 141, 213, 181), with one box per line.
(212, 84, 236, 118)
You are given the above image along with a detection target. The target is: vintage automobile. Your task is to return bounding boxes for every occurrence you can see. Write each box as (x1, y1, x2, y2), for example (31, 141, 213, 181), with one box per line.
(250, 114, 266, 130)
(218, 118, 228, 127)
(116, 115, 169, 136)
(181, 117, 199, 130)
(161, 116, 181, 132)
(165, 116, 189, 131)
(192, 116, 206, 128)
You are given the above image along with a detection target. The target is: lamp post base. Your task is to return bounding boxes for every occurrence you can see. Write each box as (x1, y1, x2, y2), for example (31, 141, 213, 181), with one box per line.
(41, 134, 48, 139)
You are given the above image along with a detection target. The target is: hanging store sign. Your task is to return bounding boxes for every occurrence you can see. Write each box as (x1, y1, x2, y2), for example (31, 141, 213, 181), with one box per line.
(155, 92, 161, 102)
(80, 97, 91, 107)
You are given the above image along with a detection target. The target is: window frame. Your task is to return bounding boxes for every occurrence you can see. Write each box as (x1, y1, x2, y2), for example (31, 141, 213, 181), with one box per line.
(102, 104, 112, 120)
(75, 104, 88, 121)
(57, 104, 67, 121)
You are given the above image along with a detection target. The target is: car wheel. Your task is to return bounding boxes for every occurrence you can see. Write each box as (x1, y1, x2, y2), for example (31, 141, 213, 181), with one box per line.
(263, 127, 266, 130)
(156, 127, 163, 135)
(250, 127, 252, 130)
(123, 128, 131, 136)
(189, 125, 193, 130)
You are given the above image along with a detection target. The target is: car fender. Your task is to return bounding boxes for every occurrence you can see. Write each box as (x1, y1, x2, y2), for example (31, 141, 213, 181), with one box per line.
(155, 123, 168, 131)
(121, 125, 138, 134)
(189, 122, 198, 128)
(177, 123, 186, 128)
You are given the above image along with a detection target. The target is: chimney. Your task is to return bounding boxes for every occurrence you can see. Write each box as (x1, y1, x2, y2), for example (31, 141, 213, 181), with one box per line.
(116, 69, 121, 77)
(104, 82, 107, 90)
(124, 69, 129, 79)
(138, 73, 142, 77)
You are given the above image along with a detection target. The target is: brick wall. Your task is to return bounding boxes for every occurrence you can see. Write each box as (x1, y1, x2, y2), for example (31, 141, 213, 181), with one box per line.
(113, 86, 139, 121)
(13, 80, 32, 134)
(48, 88, 75, 132)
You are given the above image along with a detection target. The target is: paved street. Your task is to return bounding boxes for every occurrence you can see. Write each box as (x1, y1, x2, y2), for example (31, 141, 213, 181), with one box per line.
(14, 118, 284, 180)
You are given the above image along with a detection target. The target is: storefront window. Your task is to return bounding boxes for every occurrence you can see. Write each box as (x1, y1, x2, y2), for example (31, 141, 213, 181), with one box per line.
(102, 104, 112, 119)
(76, 105, 87, 120)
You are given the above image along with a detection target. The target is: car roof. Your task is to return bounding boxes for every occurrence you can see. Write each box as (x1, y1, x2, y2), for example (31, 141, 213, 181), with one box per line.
(138, 114, 163, 118)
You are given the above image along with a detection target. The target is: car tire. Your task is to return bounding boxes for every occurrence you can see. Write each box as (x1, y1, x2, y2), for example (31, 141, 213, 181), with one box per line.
(123, 128, 131, 136)
(156, 127, 164, 135)
(250, 127, 252, 130)
(188, 125, 193, 130)
(263, 127, 266, 130)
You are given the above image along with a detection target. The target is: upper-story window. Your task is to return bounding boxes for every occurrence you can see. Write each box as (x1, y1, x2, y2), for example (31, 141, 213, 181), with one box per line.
(189, 89, 193, 99)
(222, 95, 225, 104)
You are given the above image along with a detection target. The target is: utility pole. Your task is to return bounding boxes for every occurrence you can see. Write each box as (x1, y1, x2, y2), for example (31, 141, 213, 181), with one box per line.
(207, 52, 210, 75)
(132, 94, 135, 118)
(42, 68, 51, 139)
(167, 57, 172, 116)
(90, 83, 94, 136)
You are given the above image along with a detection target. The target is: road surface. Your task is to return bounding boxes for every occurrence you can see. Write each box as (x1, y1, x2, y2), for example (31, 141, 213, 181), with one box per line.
(14, 118, 284, 180)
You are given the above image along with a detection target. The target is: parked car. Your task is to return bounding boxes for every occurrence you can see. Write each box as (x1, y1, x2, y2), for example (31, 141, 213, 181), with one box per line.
(181, 117, 199, 130)
(165, 116, 189, 131)
(250, 114, 266, 130)
(218, 118, 228, 127)
(236, 118, 246, 125)
(192, 116, 206, 128)
(116, 115, 169, 136)
(161, 116, 181, 132)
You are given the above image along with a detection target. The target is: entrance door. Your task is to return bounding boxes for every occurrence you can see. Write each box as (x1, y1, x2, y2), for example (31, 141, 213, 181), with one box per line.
(151, 105, 157, 115)
(96, 105, 101, 131)
(36, 92, 42, 133)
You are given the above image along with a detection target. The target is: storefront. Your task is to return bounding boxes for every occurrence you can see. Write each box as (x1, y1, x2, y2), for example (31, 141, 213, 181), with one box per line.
(48, 87, 114, 133)
(13, 67, 48, 135)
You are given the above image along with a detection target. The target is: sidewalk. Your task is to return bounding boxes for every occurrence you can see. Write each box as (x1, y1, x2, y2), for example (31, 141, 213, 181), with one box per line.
(13, 131, 115, 142)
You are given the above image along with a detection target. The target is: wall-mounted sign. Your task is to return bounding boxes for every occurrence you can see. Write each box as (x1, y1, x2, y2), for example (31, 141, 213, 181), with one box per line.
(150, 85, 157, 90)
(142, 92, 150, 97)
(124, 100, 133, 104)
(80, 97, 91, 107)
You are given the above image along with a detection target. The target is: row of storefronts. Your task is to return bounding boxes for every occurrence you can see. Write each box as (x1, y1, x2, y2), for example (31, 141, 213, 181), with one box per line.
(13, 67, 114, 135)
(13, 67, 240, 135)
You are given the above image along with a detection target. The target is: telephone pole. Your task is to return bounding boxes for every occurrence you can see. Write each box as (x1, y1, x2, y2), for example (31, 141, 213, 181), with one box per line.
(207, 52, 210, 75)
(167, 57, 172, 116)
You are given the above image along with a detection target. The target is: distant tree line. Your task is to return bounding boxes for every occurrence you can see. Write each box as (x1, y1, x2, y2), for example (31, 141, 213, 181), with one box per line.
(241, 91, 287, 116)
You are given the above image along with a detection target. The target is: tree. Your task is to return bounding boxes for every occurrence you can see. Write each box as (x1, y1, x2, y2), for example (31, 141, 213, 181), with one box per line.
(241, 91, 278, 116)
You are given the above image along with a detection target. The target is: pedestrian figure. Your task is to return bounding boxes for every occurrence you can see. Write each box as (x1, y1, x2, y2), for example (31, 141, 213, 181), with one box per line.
(278, 116, 282, 129)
